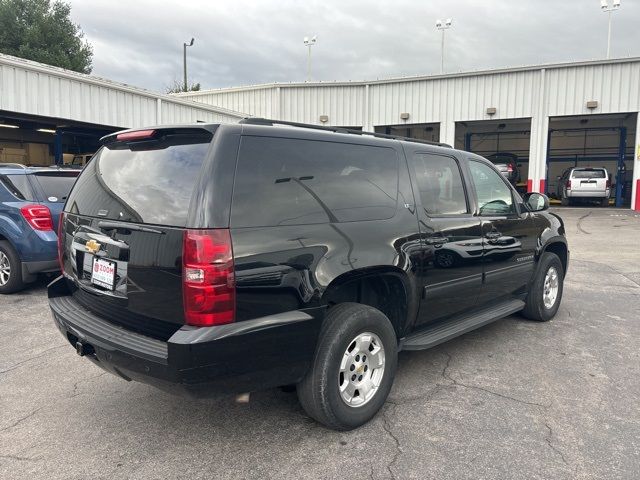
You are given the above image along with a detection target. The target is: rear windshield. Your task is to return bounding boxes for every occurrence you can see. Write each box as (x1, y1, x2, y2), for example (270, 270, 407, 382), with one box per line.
(65, 131, 212, 226)
(0, 174, 35, 201)
(32, 172, 79, 202)
(572, 169, 606, 179)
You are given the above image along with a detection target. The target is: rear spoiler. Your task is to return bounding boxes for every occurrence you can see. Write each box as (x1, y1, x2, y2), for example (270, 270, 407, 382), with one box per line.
(100, 127, 217, 149)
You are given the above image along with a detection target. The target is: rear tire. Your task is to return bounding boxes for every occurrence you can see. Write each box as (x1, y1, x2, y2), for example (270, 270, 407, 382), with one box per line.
(600, 197, 609, 207)
(0, 241, 25, 294)
(521, 252, 564, 322)
(560, 196, 569, 206)
(297, 303, 397, 431)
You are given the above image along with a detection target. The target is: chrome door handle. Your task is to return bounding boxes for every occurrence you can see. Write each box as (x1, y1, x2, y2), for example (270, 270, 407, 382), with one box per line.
(425, 236, 449, 245)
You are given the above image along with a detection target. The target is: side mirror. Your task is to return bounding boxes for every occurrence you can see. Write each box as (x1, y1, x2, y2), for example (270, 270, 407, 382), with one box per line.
(523, 192, 549, 212)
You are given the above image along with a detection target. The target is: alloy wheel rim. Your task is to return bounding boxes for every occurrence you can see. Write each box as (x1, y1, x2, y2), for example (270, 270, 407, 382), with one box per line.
(543, 266, 559, 309)
(0, 251, 10, 286)
(338, 332, 385, 408)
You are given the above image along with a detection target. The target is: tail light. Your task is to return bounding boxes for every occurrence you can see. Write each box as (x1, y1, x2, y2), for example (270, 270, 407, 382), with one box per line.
(566, 179, 572, 190)
(182, 229, 235, 327)
(57, 212, 65, 274)
(507, 164, 514, 173)
(20, 204, 53, 231)
(606, 179, 611, 189)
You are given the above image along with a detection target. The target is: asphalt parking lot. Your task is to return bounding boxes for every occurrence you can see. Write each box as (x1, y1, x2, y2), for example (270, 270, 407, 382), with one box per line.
(1, 207, 639, 480)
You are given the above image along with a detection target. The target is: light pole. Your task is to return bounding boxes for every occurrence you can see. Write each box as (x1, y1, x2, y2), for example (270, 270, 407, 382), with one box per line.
(435, 19, 452, 74)
(303, 36, 317, 82)
(601, 0, 621, 59)
(183, 37, 194, 92)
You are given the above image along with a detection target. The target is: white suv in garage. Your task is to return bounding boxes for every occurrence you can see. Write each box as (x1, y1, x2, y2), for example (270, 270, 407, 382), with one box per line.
(558, 167, 611, 207)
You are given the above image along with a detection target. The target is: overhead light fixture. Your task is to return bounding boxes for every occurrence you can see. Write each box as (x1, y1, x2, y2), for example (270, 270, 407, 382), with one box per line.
(0, 123, 19, 129)
(486, 107, 497, 116)
(37, 128, 56, 134)
(319, 115, 329, 123)
(586, 100, 599, 109)
(400, 112, 410, 120)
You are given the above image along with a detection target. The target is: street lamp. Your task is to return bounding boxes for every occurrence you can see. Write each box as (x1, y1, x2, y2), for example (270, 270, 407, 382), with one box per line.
(435, 18, 452, 74)
(183, 37, 194, 92)
(303, 36, 317, 82)
(601, 0, 621, 59)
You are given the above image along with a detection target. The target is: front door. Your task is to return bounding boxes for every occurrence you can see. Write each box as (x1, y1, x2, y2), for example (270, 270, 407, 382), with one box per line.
(466, 159, 538, 305)
(408, 151, 484, 327)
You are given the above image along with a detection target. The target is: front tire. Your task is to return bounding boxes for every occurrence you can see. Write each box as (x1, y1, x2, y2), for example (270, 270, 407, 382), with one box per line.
(0, 241, 25, 294)
(297, 303, 397, 431)
(522, 252, 564, 322)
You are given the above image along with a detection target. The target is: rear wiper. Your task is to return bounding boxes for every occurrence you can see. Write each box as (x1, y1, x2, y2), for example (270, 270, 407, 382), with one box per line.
(97, 221, 165, 235)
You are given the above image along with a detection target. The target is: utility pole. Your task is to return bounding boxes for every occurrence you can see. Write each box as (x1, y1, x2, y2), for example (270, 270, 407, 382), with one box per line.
(183, 38, 194, 92)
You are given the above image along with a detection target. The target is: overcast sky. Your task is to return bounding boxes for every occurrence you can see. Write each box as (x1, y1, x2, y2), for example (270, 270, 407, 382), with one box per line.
(67, 0, 639, 93)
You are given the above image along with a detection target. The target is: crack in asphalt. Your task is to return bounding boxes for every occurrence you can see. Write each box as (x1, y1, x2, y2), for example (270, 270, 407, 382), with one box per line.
(0, 344, 67, 375)
(0, 454, 41, 462)
(440, 351, 575, 468)
(441, 352, 551, 408)
(70, 372, 107, 398)
(544, 422, 569, 466)
(0, 407, 43, 434)
(381, 401, 401, 480)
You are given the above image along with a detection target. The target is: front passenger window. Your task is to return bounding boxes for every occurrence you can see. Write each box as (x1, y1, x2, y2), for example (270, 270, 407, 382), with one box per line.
(469, 160, 515, 216)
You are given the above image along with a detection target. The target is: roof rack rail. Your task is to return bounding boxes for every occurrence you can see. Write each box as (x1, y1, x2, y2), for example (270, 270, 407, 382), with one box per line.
(0, 163, 28, 169)
(239, 117, 451, 148)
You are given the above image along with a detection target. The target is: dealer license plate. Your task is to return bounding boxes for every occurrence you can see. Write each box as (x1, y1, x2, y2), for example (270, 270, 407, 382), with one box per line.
(91, 257, 116, 290)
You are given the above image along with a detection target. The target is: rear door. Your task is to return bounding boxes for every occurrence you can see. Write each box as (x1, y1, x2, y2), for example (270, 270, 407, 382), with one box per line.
(60, 128, 215, 340)
(407, 150, 484, 327)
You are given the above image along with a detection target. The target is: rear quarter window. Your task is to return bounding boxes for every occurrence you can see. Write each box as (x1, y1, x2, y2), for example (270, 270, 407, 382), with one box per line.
(0, 174, 35, 201)
(31, 172, 79, 202)
(231, 136, 398, 227)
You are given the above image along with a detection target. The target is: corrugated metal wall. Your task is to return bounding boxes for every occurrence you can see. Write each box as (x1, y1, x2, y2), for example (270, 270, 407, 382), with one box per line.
(180, 58, 640, 205)
(0, 53, 245, 128)
(181, 59, 640, 127)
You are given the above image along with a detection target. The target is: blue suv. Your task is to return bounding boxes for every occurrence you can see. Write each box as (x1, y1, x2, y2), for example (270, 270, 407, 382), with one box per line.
(0, 164, 80, 293)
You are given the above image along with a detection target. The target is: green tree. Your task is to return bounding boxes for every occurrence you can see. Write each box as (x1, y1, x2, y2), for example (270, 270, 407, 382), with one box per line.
(0, 0, 93, 73)
(165, 80, 201, 94)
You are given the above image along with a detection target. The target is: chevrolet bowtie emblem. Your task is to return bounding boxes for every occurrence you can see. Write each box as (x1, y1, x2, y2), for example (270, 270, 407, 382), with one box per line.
(85, 239, 101, 254)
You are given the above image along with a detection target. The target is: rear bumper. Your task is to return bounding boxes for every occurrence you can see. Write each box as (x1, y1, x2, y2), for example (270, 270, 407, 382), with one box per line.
(566, 190, 609, 198)
(48, 277, 322, 396)
(23, 259, 58, 276)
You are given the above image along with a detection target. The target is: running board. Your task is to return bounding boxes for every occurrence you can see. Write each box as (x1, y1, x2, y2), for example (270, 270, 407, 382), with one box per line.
(401, 299, 525, 351)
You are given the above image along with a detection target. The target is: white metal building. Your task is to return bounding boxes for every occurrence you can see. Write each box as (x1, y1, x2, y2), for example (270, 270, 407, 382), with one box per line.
(178, 58, 640, 210)
(0, 53, 244, 166)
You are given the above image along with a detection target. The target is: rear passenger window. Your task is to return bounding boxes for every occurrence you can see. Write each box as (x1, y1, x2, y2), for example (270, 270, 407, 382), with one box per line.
(410, 153, 468, 215)
(232, 136, 398, 227)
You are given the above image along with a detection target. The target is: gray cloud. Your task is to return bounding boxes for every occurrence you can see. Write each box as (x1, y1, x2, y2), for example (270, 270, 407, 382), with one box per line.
(68, 0, 640, 92)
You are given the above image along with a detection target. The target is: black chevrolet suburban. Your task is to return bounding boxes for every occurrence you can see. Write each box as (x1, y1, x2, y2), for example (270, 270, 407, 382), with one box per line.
(49, 119, 568, 430)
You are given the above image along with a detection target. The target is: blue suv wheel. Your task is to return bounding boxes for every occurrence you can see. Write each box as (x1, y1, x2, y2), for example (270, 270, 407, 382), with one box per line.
(0, 240, 24, 293)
